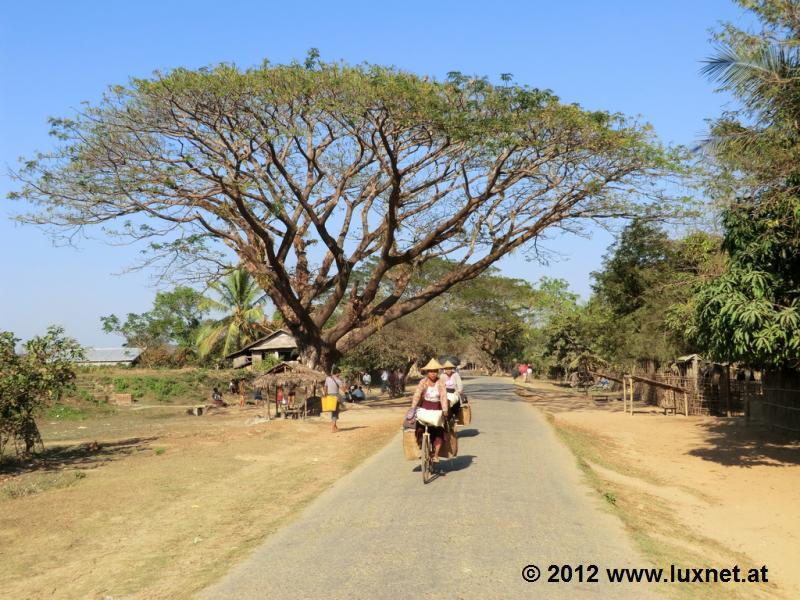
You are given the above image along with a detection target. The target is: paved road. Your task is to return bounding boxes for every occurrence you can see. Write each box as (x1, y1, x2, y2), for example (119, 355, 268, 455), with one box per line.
(201, 377, 660, 599)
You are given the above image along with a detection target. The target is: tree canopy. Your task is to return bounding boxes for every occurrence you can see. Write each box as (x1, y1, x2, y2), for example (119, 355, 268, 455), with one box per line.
(690, 0, 800, 367)
(10, 56, 683, 368)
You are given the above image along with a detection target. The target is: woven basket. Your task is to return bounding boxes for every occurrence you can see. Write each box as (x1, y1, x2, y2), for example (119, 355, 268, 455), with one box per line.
(457, 404, 472, 426)
(402, 429, 420, 460)
(441, 429, 458, 458)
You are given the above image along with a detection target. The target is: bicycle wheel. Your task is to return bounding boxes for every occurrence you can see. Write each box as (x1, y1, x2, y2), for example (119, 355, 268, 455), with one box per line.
(421, 431, 433, 484)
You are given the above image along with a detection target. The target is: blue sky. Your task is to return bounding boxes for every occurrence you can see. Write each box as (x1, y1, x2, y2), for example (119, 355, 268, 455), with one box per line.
(0, 0, 750, 345)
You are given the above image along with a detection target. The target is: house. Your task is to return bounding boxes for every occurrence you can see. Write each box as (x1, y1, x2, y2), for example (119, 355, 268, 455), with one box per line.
(225, 330, 299, 368)
(78, 347, 144, 367)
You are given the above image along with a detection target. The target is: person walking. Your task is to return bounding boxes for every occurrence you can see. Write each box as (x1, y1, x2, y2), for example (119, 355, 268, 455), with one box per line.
(325, 367, 344, 433)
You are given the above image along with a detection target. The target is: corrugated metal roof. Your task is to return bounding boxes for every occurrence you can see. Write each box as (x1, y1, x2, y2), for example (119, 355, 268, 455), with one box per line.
(80, 347, 144, 363)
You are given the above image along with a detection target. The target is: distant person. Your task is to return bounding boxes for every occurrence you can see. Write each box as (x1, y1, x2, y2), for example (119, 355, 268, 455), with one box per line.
(362, 372, 372, 392)
(277, 385, 288, 417)
(380, 369, 389, 393)
(253, 386, 263, 406)
(325, 367, 344, 433)
(211, 386, 226, 407)
(238, 379, 246, 408)
(228, 379, 237, 395)
(395, 368, 405, 393)
(517, 363, 527, 381)
(523, 363, 531, 383)
(351, 385, 366, 402)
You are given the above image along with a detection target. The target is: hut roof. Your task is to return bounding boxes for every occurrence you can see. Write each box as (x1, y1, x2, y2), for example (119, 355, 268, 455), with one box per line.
(252, 361, 326, 388)
(225, 329, 299, 359)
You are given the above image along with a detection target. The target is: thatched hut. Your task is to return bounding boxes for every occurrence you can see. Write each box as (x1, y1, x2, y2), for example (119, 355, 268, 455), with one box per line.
(253, 361, 327, 418)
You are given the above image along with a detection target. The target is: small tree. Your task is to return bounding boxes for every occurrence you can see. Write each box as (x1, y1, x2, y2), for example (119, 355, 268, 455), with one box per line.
(0, 327, 84, 457)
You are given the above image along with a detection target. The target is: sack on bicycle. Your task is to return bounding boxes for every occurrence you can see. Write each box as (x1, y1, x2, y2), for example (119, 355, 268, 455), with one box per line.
(415, 407, 444, 428)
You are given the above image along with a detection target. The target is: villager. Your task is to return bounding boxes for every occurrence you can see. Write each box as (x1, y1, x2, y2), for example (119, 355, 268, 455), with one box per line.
(411, 358, 449, 462)
(228, 379, 237, 395)
(351, 385, 366, 402)
(362, 372, 372, 391)
(253, 386, 263, 406)
(380, 368, 389, 393)
(211, 386, 226, 407)
(442, 360, 464, 422)
(278, 385, 288, 417)
(325, 367, 344, 433)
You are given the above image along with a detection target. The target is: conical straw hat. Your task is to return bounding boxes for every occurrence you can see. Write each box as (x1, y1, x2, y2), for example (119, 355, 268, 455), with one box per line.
(420, 358, 444, 372)
(442, 360, 457, 369)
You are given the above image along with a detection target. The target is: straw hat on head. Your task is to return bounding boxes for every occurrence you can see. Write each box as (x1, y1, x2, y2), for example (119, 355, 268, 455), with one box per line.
(420, 358, 444, 372)
(442, 360, 457, 369)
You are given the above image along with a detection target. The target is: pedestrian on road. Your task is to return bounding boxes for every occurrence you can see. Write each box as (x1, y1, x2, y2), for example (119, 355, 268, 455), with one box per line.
(325, 367, 344, 433)
(411, 358, 449, 463)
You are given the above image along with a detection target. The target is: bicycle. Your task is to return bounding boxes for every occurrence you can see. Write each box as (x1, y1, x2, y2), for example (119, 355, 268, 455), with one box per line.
(419, 422, 435, 484)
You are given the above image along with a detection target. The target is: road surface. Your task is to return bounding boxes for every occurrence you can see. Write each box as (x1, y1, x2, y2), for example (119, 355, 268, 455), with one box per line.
(200, 377, 660, 599)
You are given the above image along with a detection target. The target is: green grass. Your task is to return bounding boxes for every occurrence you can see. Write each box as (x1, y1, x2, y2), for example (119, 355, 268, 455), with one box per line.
(0, 471, 87, 500)
(45, 402, 116, 421)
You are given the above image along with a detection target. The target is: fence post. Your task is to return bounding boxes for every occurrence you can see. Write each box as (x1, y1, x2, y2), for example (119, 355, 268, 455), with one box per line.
(683, 391, 689, 417)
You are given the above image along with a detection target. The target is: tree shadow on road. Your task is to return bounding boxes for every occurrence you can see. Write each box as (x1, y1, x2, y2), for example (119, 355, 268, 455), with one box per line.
(0, 436, 158, 475)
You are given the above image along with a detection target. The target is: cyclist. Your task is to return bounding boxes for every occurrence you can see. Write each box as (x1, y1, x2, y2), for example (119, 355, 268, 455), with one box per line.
(442, 360, 463, 423)
(410, 358, 449, 465)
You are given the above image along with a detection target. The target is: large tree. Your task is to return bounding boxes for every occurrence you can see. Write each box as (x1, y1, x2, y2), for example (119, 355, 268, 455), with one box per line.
(690, 0, 800, 367)
(10, 57, 681, 369)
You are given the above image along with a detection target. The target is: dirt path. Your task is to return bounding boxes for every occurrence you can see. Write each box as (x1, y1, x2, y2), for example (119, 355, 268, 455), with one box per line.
(201, 377, 660, 599)
(515, 379, 798, 599)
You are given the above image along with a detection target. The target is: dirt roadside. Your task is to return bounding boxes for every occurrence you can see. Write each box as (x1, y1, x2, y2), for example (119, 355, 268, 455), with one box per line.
(515, 378, 800, 600)
(0, 397, 407, 599)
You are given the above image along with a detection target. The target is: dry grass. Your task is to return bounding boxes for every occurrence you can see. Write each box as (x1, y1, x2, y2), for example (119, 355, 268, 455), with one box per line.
(0, 402, 405, 599)
(519, 380, 791, 600)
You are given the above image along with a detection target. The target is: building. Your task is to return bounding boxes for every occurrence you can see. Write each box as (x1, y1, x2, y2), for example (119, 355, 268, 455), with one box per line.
(78, 347, 144, 367)
(225, 330, 299, 368)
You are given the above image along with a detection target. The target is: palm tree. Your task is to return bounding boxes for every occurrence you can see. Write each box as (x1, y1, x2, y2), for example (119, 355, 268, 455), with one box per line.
(196, 269, 268, 358)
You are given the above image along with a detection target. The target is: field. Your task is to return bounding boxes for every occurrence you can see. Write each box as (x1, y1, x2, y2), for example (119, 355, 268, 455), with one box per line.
(0, 369, 407, 599)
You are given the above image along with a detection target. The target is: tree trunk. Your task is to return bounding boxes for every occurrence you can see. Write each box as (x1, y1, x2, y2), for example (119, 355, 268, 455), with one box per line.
(294, 332, 341, 373)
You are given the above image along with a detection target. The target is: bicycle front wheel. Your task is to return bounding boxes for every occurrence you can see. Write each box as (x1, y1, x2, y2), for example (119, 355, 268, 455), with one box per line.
(421, 432, 433, 484)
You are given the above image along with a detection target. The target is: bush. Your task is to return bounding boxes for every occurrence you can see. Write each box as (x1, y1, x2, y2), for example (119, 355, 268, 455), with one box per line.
(253, 355, 282, 372)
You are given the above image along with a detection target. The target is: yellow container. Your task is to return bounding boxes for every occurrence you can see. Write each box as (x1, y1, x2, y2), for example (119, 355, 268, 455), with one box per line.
(322, 394, 338, 412)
